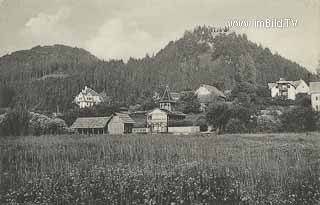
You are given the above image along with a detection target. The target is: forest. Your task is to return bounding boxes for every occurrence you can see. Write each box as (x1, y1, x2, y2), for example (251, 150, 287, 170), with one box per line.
(0, 25, 314, 112)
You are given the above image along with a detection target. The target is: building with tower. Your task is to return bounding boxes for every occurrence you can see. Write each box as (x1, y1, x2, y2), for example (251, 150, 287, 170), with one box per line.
(147, 86, 187, 133)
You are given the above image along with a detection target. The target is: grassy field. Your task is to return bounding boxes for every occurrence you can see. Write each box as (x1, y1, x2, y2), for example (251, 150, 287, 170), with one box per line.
(0, 133, 320, 204)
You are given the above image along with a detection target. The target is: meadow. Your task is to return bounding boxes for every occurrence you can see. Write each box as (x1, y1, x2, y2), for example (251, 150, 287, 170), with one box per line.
(0, 133, 320, 204)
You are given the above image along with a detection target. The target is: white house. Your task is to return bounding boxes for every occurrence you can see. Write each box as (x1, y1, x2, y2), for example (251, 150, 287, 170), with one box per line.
(268, 78, 309, 100)
(74, 86, 105, 108)
(309, 82, 320, 111)
(195, 84, 226, 111)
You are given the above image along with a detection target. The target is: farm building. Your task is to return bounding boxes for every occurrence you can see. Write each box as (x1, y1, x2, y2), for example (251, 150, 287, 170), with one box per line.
(310, 82, 320, 111)
(268, 78, 309, 100)
(108, 113, 135, 134)
(71, 117, 111, 134)
(195, 84, 226, 111)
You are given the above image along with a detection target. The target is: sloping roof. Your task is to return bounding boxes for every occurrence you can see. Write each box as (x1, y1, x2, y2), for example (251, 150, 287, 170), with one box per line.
(160, 86, 175, 102)
(197, 84, 226, 103)
(292, 80, 305, 88)
(269, 79, 306, 89)
(115, 113, 135, 124)
(81, 86, 100, 97)
(310, 82, 320, 93)
(71, 117, 111, 129)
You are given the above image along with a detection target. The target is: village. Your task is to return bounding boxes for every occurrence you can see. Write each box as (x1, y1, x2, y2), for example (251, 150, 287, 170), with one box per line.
(69, 78, 320, 135)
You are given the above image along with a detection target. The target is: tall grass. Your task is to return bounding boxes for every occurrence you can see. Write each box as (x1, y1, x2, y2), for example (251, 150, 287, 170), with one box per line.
(1, 133, 320, 204)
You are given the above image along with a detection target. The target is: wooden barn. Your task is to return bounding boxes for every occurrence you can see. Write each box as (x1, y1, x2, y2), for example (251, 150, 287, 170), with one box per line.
(71, 117, 111, 134)
(108, 113, 135, 134)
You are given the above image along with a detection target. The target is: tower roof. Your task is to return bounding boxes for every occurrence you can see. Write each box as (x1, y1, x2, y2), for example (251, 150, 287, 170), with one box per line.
(160, 85, 175, 102)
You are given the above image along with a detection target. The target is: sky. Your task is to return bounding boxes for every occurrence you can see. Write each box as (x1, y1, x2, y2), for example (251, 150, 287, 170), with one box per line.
(0, 0, 319, 71)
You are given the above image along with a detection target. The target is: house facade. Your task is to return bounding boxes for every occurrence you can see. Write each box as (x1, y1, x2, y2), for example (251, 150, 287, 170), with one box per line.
(310, 82, 320, 111)
(268, 78, 309, 100)
(74, 86, 105, 108)
(147, 108, 186, 133)
(195, 84, 226, 111)
(108, 113, 135, 134)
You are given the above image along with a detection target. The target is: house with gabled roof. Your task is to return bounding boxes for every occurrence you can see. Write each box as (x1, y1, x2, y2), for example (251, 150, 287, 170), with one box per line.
(74, 86, 109, 108)
(195, 84, 226, 111)
(268, 78, 309, 100)
(309, 82, 320, 111)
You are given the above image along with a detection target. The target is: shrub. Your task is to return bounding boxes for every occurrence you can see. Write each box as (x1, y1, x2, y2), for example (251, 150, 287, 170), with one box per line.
(1, 105, 30, 136)
(256, 110, 282, 133)
(281, 106, 319, 132)
(225, 118, 246, 133)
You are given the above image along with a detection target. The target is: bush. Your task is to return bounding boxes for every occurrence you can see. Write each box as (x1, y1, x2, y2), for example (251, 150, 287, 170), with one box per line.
(28, 112, 68, 136)
(225, 118, 246, 133)
(256, 110, 282, 133)
(281, 106, 318, 132)
(1, 106, 30, 136)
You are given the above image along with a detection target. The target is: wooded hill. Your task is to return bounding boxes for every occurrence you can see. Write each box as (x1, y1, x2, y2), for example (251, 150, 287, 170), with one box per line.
(0, 26, 312, 112)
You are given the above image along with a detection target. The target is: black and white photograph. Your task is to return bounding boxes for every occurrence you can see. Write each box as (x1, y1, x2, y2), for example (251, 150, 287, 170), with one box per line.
(0, 0, 319, 204)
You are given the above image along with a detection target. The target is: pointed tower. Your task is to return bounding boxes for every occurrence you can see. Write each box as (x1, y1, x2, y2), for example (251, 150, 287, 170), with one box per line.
(159, 85, 175, 111)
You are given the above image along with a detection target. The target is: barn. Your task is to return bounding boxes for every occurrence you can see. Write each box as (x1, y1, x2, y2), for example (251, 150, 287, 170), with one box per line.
(71, 117, 111, 134)
(108, 113, 135, 134)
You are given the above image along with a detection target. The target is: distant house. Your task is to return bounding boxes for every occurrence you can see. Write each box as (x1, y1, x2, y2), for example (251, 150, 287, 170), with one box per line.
(309, 82, 320, 111)
(71, 117, 111, 134)
(74, 86, 109, 108)
(195, 84, 226, 111)
(108, 113, 135, 134)
(268, 78, 309, 100)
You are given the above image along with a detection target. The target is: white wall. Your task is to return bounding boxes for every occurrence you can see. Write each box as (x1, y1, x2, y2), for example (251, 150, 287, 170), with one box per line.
(108, 116, 124, 134)
(311, 93, 320, 111)
(132, 128, 150, 133)
(168, 126, 200, 134)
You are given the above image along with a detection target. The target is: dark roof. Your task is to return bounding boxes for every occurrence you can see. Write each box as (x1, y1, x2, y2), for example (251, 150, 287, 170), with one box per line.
(310, 82, 320, 93)
(71, 117, 111, 129)
(115, 113, 135, 124)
